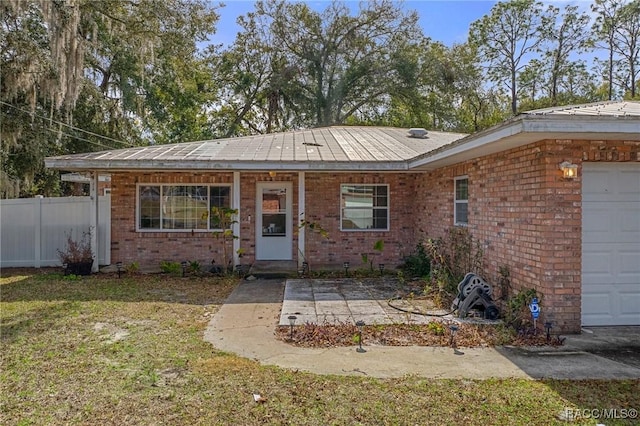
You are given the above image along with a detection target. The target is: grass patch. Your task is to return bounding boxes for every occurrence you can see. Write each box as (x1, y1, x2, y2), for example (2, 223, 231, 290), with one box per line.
(1, 270, 638, 425)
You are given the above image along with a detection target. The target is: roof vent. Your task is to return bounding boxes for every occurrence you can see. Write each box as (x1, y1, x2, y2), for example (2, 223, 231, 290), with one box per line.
(408, 128, 428, 138)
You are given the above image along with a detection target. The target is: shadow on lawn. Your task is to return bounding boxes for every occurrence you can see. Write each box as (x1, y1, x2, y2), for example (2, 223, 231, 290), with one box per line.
(1, 301, 78, 345)
(1, 269, 239, 345)
(0, 268, 237, 305)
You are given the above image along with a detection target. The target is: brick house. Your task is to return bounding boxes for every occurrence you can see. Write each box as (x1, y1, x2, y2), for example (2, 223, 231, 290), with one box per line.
(46, 101, 640, 332)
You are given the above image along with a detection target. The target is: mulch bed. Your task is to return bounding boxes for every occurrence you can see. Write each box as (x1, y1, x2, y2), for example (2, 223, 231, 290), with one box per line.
(275, 320, 561, 348)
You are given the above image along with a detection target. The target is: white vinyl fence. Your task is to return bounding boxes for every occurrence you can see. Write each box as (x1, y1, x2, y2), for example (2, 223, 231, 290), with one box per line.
(0, 196, 111, 268)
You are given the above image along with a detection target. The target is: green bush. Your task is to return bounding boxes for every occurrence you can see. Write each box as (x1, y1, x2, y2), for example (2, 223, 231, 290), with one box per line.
(426, 321, 445, 336)
(160, 261, 182, 275)
(401, 243, 431, 277)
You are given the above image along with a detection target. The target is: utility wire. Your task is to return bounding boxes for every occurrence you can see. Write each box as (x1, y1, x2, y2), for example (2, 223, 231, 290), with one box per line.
(0, 100, 137, 148)
(45, 127, 119, 151)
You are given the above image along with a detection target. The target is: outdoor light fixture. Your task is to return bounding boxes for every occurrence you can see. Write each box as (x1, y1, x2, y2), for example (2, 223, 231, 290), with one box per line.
(355, 320, 366, 353)
(116, 261, 123, 279)
(343, 261, 350, 277)
(449, 324, 459, 348)
(544, 321, 553, 342)
(268, 171, 277, 178)
(559, 161, 578, 179)
(378, 263, 385, 276)
(181, 261, 188, 277)
(288, 315, 297, 340)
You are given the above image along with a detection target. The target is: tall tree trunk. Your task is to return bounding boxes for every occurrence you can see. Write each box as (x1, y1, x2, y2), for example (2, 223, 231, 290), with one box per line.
(511, 69, 518, 115)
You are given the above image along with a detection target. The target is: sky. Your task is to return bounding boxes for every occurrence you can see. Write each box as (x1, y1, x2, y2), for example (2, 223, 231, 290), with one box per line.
(207, 0, 501, 48)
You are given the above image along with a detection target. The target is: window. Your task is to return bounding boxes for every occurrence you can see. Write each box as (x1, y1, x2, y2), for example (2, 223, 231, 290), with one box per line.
(137, 184, 231, 231)
(341, 184, 389, 231)
(454, 177, 468, 225)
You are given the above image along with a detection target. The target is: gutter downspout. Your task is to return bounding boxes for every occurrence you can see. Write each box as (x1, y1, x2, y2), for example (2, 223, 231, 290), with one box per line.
(298, 172, 305, 267)
(89, 171, 99, 273)
(232, 171, 240, 267)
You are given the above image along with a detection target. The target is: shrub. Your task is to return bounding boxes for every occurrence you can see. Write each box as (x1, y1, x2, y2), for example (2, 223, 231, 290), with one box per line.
(160, 261, 182, 275)
(424, 227, 484, 304)
(426, 321, 446, 336)
(126, 262, 140, 274)
(401, 243, 431, 277)
(57, 229, 94, 265)
(502, 287, 541, 330)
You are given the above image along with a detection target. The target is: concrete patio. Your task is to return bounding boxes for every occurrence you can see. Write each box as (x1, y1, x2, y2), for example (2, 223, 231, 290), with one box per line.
(278, 278, 451, 326)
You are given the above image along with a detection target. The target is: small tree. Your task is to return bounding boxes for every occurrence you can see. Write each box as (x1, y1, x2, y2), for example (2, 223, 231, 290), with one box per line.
(207, 207, 239, 273)
(298, 213, 329, 272)
(361, 239, 385, 272)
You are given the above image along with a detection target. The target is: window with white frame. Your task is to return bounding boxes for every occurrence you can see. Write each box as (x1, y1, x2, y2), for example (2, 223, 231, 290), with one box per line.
(137, 184, 231, 231)
(341, 184, 389, 231)
(454, 177, 468, 225)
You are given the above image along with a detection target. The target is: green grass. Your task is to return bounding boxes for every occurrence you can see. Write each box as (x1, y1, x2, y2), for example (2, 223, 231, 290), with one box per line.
(1, 270, 638, 425)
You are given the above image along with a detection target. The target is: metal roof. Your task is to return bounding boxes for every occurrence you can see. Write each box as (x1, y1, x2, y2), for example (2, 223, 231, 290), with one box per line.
(45, 126, 466, 172)
(522, 101, 640, 117)
(409, 101, 640, 171)
(45, 101, 640, 173)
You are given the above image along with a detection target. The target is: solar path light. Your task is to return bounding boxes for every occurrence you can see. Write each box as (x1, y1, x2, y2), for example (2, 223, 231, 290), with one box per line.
(288, 315, 297, 341)
(355, 320, 366, 353)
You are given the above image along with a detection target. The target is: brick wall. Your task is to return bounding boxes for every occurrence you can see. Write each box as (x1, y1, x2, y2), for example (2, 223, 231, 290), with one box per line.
(417, 139, 639, 333)
(111, 172, 236, 267)
(110, 171, 421, 269)
(109, 138, 639, 332)
(303, 173, 420, 269)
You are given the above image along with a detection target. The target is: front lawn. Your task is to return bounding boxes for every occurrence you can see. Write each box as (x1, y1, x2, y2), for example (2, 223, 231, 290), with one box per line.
(1, 270, 637, 425)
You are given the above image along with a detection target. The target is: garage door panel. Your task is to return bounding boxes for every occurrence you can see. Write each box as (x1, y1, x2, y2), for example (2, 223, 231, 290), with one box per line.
(620, 293, 640, 318)
(620, 207, 640, 238)
(582, 290, 615, 326)
(583, 204, 639, 243)
(582, 206, 610, 232)
(619, 170, 640, 196)
(620, 251, 640, 276)
(582, 250, 612, 275)
(583, 163, 640, 202)
(582, 163, 640, 326)
(582, 291, 614, 315)
(582, 169, 613, 201)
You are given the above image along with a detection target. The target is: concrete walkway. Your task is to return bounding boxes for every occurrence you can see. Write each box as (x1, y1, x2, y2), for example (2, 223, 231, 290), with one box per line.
(204, 279, 640, 379)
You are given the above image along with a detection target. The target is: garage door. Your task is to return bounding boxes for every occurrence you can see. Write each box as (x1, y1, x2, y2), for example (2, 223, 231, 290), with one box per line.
(582, 162, 640, 326)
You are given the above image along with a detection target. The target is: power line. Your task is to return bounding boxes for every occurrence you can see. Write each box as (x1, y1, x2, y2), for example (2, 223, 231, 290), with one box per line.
(45, 127, 121, 151)
(0, 100, 137, 148)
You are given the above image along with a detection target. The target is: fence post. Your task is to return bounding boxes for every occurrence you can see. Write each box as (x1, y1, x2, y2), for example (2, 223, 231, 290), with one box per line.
(34, 196, 43, 268)
(90, 173, 99, 273)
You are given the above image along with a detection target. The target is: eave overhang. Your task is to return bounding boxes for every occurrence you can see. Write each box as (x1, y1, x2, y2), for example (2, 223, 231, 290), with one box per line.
(408, 115, 640, 171)
(44, 158, 413, 173)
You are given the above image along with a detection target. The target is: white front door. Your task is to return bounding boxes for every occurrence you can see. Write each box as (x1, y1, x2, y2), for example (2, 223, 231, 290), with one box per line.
(256, 182, 293, 260)
(582, 162, 640, 326)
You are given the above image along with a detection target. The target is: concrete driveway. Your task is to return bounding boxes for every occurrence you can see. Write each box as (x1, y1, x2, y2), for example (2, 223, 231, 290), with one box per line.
(204, 278, 640, 379)
(497, 326, 640, 379)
